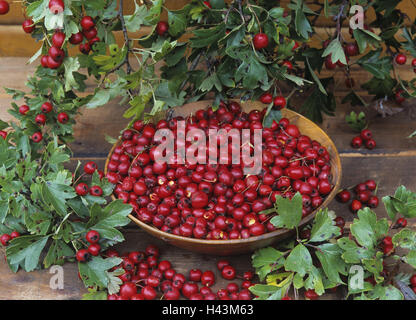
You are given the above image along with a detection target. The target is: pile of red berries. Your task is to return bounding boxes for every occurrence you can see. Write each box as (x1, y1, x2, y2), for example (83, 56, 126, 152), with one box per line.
(17, 101, 70, 144)
(351, 129, 376, 150)
(106, 101, 334, 240)
(0, 231, 20, 247)
(98, 245, 255, 300)
(259, 92, 287, 110)
(336, 179, 379, 213)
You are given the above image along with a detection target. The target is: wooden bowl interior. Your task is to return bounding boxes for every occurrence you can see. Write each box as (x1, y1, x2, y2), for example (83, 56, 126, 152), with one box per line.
(106, 100, 342, 255)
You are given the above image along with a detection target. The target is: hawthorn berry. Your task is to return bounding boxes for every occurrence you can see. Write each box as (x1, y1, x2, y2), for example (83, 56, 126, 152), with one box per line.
(90, 185, 103, 197)
(221, 265, 236, 280)
(360, 129, 372, 140)
(365, 139, 376, 150)
(79, 43, 91, 55)
(365, 179, 377, 191)
(41, 102, 53, 113)
(31, 132, 43, 143)
(10, 231, 20, 239)
(0, 0, 9, 15)
(182, 282, 199, 298)
(48, 0, 64, 14)
(273, 96, 286, 110)
(0, 130, 7, 140)
(86, 230, 100, 244)
(203, 1, 212, 8)
(351, 136, 363, 148)
(69, 32, 83, 44)
(88, 244, 101, 256)
(19, 104, 30, 115)
(395, 53, 407, 65)
(395, 217, 407, 228)
(345, 42, 359, 56)
(217, 260, 230, 271)
(120, 282, 137, 299)
(395, 90, 406, 104)
(75, 183, 89, 196)
(260, 92, 273, 104)
(201, 270, 215, 287)
(84, 161, 97, 174)
(253, 33, 269, 50)
(35, 114, 46, 126)
(81, 16, 95, 30)
(189, 269, 203, 282)
(0, 234, 12, 246)
(52, 31, 66, 48)
(76, 249, 90, 262)
(57, 112, 69, 124)
(47, 55, 62, 69)
(49, 46, 65, 62)
(336, 190, 351, 203)
(410, 274, 416, 287)
(350, 199, 362, 213)
(22, 19, 35, 33)
(367, 196, 379, 208)
(156, 21, 169, 36)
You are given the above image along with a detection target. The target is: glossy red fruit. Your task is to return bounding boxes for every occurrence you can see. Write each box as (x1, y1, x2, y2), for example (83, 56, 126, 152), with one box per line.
(48, 0, 64, 14)
(367, 196, 379, 208)
(86, 230, 100, 244)
(191, 191, 208, 209)
(19, 104, 30, 115)
(350, 199, 362, 213)
(164, 288, 181, 300)
(84, 161, 97, 174)
(0, 234, 12, 246)
(0, 1, 9, 15)
(156, 21, 169, 36)
(47, 55, 62, 69)
(351, 136, 363, 148)
(76, 249, 90, 262)
(31, 132, 43, 143)
(75, 183, 89, 196)
(282, 60, 293, 69)
(365, 139, 376, 150)
(35, 114, 46, 126)
(217, 260, 230, 271)
(360, 129, 372, 140)
(88, 243, 101, 256)
(334, 216, 345, 228)
(22, 19, 35, 33)
(69, 32, 83, 44)
(52, 31, 65, 48)
(49, 46, 65, 62)
(81, 16, 95, 31)
(221, 265, 236, 280)
(325, 55, 337, 70)
(273, 96, 286, 110)
(410, 274, 416, 287)
(83, 27, 97, 40)
(10, 231, 20, 239)
(253, 33, 269, 50)
(41, 102, 53, 113)
(395, 53, 407, 65)
(396, 217, 407, 228)
(336, 190, 351, 203)
(41, 55, 49, 68)
(201, 270, 215, 287)
(345, 42, 359, 56)
(305, 289, 319, 300)
(189, 269, 203, 282)
(90, 185, 103, 197)
(57, 112, 69, 124)
(120, 282, 137, 299)
(182, 282, 199, 298)
(365, 179, 377, 191)
(412, 58, 416, 68)
(79, 43, 91, 55)
(0, 130, 7, 140)
(260, 93, 273, 104)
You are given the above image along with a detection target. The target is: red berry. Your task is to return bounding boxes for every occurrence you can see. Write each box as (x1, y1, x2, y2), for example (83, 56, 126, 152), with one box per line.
(22, 19, 35, 33)
(88, 244, 101, 256)
(253, 33, 269, 50)
(48, 46, 65, 62)
(189, 269, 203, 282)
(76, 249, 90, 262)
(282, 60, 293, 69)
(360, 129, 372, 140)
(57, 112, 69, 124)
(35, 114, 47, 126)
(396, 217, 407, 228)
(52, 31, 66, 48)
(164, 288, 181, 300)
(84, 161, 97, 174)
(336, 190, 351, 203)
(81, 16, 95, 31)
(75, 183, 89, 196)
(365, 179, 377, 191)
(305, 289, 319, 300)
(350, 199, 362, 213)
(90, 185, 103, 196)
(182, 282, 199, 298)
(217, 260, 230, 271)
(41, 102, 53, 113)
(203, 1, 212, 8)
(260, 93, 273, 104)
(41, 55, 49, 68)
(345, 42, 359, 56)
(120, 282, 137, 299)
(410, 274, 416, 287)
(382, 236, 393, 246)
(395, 90, 406, 104)
(156, 21, 169, 36)
(191, 191, 208, 209)
(86, 230, 100, 244)
(0, 0, 9, 15)
(83, 27, 97, 40)
(243, 271, 254, 281)
(367, 196, 379, 208)
(334, 216, 345, 228)
(10, 231, 20, 239)
(145, 244, 160, 257)
(325, 55, 337, 70)
(395, 53, 407, 65)
(351, 136, 363, 148)
(365, 139, 376, 150)
(79, 43, 91, 54)
(0, 234, 12, 246)
(221, 265, 236, 280)
(69, 32, 83, 44)
(47, 55, 62, 69)
(31, 132, 43, 143)
(19, 105, 30, 115)
(201, 270, 215, 287)
(48, 0, 64, 14)
(273, 96, 286, 110)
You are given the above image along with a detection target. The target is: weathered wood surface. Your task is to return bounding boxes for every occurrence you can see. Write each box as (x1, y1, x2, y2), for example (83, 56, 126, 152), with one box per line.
(0, 56, 415, 299)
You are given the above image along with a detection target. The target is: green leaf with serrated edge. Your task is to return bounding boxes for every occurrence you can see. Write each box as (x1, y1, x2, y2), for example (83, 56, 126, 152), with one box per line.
(270, 192, 302, 230)
(6, 235, 50, 272)
(0, 200, 9, 224)
(284, 244, 313, 277)
(350, 208, 378, 249)
(404, 250, 416, 268)
(306, 57, 326, 95)
(303, 266, 325, 295)
(345, 111, 367, 132)
(252, 247, 285, 281)
(78, 256, 122, 288)
(382, 196, 397, 220)
(392, 229, 416, 250)
(338, 237, 375, 263)
(249, 284, 279, 299)
(309, 208, 340, 242)
(315, 243, 348, 284)
(43, 239, 74, 268)
(293, 272, 304, 289)
(322, 39, 346, 65)
(367, 284, 403, 300)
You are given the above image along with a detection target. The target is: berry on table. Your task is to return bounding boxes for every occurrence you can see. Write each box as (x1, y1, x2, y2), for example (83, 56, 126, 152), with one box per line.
(336, 190, 351, 203)
(221, 265, 236, 280)
(395, 53, 407, 65)
(351, 136, 363, 148)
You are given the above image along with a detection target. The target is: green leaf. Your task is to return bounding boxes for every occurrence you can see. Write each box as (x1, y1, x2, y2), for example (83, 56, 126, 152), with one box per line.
(78, 256, 123, 288)
(350, 208, 378, 249)
(0, 199, 9, 224)
(252, 247, 285, 281)
(168, 10, 188, 37)
(316, 243, 347, 284)
(263, 107, 281, 128)
(82, 288, 108, 300)
(63, 57, 81, 92)
(41, 181, 77, 216)
(6, 235, 50, 272)
(338, 237, 375, 263)
(284, 244, 313, 277)
(404, 250, 416, 268)
(345, 111, 367, 132)
(306, 57, 326, 95)
(295, 8, 312, 39)
(309, 209, 340, 242)
(322, 39, 346, 65)
(270, 192, 303, 230)
(43, 239, 74, 268)
(392, 229, 416, 250)
(248, 284, 279, 299)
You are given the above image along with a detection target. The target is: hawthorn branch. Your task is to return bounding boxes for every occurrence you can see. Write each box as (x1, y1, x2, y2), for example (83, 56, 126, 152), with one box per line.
(118, 0, 133, 75)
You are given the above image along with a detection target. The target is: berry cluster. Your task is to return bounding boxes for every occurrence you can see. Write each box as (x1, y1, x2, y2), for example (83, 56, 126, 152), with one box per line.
(75, 230, 101, 262)
(259, 93, 287, 110)
(0, 231, 20, 247)
(102, 245, 255, 300)
(351, 129, 376, 150)
(17, 102, 70, 144)
(74, 161, 105, 197)
(106, 101, 334, 240)
(336, 179, 379, 213)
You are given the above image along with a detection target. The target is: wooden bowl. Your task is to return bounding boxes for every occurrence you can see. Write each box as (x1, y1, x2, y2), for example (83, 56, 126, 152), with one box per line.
(105, 100, 342, 255)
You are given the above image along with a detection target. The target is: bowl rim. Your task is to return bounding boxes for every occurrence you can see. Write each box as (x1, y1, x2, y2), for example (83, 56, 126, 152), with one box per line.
(105, 102, 342, 246)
